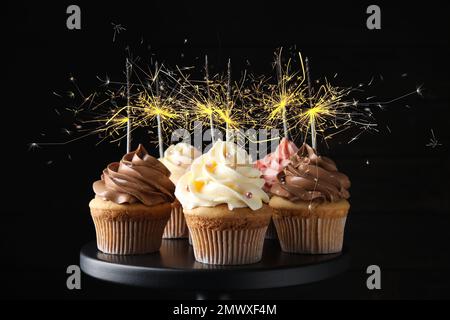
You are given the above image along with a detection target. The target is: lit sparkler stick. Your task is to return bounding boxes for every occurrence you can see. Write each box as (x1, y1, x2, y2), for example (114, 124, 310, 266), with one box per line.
(155, 61, 164, 158)
(41, 51, 422, 156)
(226, 58, 232, 142)
(293, 79, 378, 147)
(205, 55, 215, 143)
(259, 50, 306, 143)
(276, 49, 289, 139)
(305, 57, 317, 149)
(126, 58, 132, 153)
(291, 54, 422, 146)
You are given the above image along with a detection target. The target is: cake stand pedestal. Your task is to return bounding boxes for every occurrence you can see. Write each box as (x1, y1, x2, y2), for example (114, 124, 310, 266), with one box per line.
(80, 239, 349, 299)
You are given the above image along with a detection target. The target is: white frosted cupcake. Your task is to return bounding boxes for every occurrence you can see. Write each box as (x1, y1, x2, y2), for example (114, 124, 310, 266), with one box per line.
(175, 140, 271, 265)
(159, 142, 200, 238)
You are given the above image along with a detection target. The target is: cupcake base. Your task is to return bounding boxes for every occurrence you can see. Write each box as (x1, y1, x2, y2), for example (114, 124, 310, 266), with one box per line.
(184, 204, 272, 265)
(89, 198, 171, 255)
(163, 200, 188, 239)
(188, 226, 267, 265)
(270, 197, 349, 254)
(273, 215, 347, 254)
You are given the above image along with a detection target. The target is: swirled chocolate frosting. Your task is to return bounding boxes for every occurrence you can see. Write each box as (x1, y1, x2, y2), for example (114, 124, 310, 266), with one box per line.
(93, 144, 175, 206)
(270, 143, 350, 202)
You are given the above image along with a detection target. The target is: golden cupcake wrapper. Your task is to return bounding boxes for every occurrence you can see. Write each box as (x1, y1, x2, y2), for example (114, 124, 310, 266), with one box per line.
(265, 219, 278, 239)
(273, 215, 347, 254)
(92, 216, 168, 255)
(162, 203, 188, 239)
(188, 226, 267, 265)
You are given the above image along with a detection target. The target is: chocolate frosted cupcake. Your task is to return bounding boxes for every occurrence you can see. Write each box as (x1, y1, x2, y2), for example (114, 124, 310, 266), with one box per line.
(89, 144, 175, 255)
(175, 140, 271, 265)
(269, 143, 350, 254)
(159, 142, 200, 239)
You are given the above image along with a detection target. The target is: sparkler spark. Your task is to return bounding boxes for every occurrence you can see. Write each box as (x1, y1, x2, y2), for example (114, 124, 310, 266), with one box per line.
(169, 63, 249, 137)
(111, 23, 126, 42)
(40, 48, 424, 154)
(134, 91, 180, 143)
(259, 49, 306, 136)
(426, 129, 442, 148)
(28, 142, 40, 151)
(292, 78, 378, 146)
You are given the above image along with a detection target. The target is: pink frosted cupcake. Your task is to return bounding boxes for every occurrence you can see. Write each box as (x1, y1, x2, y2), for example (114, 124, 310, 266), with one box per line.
(255, 138, 298, 238)
(159, 142, 201, 238)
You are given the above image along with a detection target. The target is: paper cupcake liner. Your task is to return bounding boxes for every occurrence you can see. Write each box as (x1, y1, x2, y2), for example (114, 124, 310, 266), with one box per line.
(92, 217, 168, 255)
(273, 216, 347, 254)
(188, 227, 267, 265)
(162, 203, 188, 239)
(265, 219, 278, 239)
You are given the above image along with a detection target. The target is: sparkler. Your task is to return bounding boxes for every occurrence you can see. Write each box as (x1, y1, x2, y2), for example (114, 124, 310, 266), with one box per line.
(292, 53, 398, 149)
(126, 58, 132, 153)
(210, 59, 251, 144)
(259, 49, 306, 143)
(293, 78, 378, 148)
(169, 65, 215, 131)
(276, 49, 289, 139)
(39, 47, 423, 159)
(205, 55, 215, 143)
(305, 57, 317, 149)
(172, 63, 245, 143)
(101, 60, 182, 151)
(154, 61, 164, 158)
(134, 93, 179, 137)
(50, 60, 183, 150)
(226, 58, 232, 142)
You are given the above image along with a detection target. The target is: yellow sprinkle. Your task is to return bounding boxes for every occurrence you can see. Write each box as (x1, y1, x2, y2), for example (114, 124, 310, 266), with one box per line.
(193, 180, 205, 192)
(206, 160, 217, 172)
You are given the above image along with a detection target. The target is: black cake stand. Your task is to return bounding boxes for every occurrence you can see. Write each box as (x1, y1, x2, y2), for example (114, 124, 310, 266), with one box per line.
(80, 239, 349, 298)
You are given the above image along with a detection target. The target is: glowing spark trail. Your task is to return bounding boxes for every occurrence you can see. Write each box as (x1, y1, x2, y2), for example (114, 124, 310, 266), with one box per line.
(305, 57, 317, 149)
(126, 58, 132, 153)
(154, 61, 164, 158)
(28, 142, 40, 151)
(226, 58, 232, 142)
(205, 55, 215, 143)
(37, 50, 423, 156)
(426, 129, 442, 148)
(259, 50, 306, 142)
(276, 49, 289, 139)
(111, 23, 126, 42)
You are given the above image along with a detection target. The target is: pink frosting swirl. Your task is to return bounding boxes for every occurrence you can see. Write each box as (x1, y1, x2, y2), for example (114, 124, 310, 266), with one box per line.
(254, 138, 299, 191)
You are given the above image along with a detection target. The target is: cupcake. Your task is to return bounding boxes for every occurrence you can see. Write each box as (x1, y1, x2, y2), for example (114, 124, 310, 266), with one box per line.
(269, 143, 350, 254)
(255, 137, 299, 192)
(175, 140, 271, 265)
(89, 144, 175, 255)
(159, 142, 201, 239)
(255, 138, 298, 239)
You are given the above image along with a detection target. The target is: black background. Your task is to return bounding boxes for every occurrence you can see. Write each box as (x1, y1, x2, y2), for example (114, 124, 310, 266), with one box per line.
(3, 0, 450, 299)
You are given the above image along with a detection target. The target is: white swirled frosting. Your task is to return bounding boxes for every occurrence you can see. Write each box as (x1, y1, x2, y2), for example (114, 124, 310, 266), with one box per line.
(175, 140, 269, 211)
(159, 142, 201, 184)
